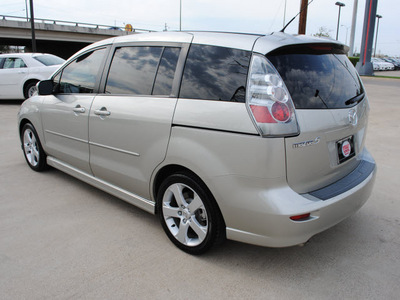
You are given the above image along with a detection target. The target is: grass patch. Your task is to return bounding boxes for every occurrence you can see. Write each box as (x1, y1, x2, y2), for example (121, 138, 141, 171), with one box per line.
(361, 75, 400, 79)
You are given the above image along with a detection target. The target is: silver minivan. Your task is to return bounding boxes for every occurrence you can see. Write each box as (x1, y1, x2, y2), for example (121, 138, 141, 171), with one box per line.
(18, 31, 376, 254)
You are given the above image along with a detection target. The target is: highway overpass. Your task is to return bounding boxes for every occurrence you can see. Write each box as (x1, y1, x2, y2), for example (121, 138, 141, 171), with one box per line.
(0, 15, 153, 59)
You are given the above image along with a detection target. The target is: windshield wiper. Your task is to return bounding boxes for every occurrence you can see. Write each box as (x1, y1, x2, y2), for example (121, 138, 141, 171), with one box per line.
(345, 93, 365, 106)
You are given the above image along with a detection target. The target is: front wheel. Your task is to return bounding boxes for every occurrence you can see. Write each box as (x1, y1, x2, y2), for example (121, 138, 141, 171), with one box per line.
(21, 123, 47, 171)
(157, 173, 225, 255)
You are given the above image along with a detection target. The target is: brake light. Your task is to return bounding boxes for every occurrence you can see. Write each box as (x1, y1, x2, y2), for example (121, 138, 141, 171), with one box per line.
(246, 54, 299, 137)
(271, 102, 290, 122)
(309, 45, 333, 51)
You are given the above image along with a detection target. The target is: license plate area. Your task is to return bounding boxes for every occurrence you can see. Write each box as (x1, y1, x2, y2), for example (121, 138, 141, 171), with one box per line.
(337, 135, 355, 164)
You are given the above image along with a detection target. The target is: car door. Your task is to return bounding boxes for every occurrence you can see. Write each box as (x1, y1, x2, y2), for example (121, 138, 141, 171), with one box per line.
(89, 44, 186, 199)
(0, 57, 28, 99)
(40, 47, 109, 174)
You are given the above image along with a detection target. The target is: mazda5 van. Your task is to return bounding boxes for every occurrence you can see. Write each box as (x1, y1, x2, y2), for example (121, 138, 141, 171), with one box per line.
(18, 31, 376, 254)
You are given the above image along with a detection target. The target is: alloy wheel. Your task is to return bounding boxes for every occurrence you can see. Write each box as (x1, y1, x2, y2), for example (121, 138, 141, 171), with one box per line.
(23, 128, 40, 167)
(162, 183, 209, 247)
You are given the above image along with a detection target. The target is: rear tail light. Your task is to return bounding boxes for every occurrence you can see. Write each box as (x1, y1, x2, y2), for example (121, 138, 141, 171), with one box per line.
(246, 54, 299, 137)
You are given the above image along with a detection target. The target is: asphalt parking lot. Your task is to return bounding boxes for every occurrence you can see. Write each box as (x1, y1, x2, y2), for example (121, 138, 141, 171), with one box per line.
(1, 76, 399, 299)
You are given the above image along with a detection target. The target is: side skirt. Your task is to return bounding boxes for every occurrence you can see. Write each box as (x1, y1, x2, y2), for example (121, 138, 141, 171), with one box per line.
(47, 156, 155, 214)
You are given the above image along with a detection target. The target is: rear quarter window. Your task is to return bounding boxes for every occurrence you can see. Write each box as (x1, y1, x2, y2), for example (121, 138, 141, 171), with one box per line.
(179, 44, 251, 102)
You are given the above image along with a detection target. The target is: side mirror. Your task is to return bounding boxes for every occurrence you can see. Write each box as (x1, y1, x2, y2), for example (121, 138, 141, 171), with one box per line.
(37, 80, 54, 96)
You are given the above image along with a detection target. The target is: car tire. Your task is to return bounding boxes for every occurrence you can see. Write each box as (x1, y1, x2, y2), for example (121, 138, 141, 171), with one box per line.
(21, 123, 47, 172)
(157, 172, 225, 255)
(24, 81, 38, 99)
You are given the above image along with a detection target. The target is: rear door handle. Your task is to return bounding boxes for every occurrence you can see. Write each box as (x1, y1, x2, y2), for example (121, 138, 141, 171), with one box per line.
(94, 107, 111, 117)
(73, 105, 86, 114)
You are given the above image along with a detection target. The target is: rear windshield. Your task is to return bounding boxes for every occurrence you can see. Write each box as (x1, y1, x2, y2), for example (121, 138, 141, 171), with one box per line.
(267, 48, 364, 109)
(33, 54, 65, 66)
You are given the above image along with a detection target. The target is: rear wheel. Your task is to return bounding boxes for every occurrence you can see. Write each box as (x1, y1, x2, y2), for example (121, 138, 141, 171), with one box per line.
(157, 173, 225, 254)
(21, 123, 47, 171)
(24, 81, 38, 99)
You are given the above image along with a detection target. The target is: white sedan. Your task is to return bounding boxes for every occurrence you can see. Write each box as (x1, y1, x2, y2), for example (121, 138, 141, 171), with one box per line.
(371, 57, 395, 71)
(0, 53, 64, 99)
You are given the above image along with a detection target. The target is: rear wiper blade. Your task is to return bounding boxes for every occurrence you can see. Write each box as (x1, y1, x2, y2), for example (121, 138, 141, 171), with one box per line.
(345, 93, 365, 106)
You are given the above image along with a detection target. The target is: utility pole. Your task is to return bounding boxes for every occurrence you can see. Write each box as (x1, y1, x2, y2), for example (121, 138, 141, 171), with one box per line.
(298, 0, 308, 34)
(29, 0, 36, 52)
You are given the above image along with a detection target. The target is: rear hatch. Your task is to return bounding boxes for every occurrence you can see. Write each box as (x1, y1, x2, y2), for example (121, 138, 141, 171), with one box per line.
(266, 44, 369, 193)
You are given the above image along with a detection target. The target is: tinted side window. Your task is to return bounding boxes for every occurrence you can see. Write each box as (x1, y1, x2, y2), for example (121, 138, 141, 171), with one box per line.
(105, 46, 163, 95)
(179, 45, 251, 102)
(59, 48, 107, 94)
(153, 47, 180, 96)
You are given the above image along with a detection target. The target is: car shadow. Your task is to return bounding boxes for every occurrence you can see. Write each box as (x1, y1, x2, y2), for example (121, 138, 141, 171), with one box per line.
(0, 99, 24, 105)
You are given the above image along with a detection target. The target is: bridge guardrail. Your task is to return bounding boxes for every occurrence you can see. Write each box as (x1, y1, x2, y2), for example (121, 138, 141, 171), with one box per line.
(0, 15, 154, 33)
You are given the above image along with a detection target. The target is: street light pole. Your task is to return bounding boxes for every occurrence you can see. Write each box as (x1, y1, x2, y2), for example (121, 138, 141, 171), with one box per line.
(283, 0, 287, 28)
(341, 25, 349, 44)
(335, 2, 345, 40)
(25, 0, 29, 21)
(179, 0, 182, 31)
(374, 14, 382, 57)
(349, 0, 358, 56)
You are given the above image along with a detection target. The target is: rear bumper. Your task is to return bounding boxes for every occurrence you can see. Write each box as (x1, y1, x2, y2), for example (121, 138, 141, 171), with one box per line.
(219, 149, 376, 247)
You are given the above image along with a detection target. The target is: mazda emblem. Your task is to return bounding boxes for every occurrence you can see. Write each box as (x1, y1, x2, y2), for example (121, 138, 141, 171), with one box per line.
(348, 109, 358, 126)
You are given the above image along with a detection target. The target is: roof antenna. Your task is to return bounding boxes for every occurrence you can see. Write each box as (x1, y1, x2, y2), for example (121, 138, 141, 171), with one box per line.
(280, 0, 315, 33)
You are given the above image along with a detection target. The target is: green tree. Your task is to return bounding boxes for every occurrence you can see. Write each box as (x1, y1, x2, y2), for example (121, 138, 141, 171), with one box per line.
(313, 27, 331, 38)
(0, 45, 10, 53)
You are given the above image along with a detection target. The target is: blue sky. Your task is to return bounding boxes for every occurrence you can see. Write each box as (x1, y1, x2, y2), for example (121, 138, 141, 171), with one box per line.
(2, 0, 399, 56)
